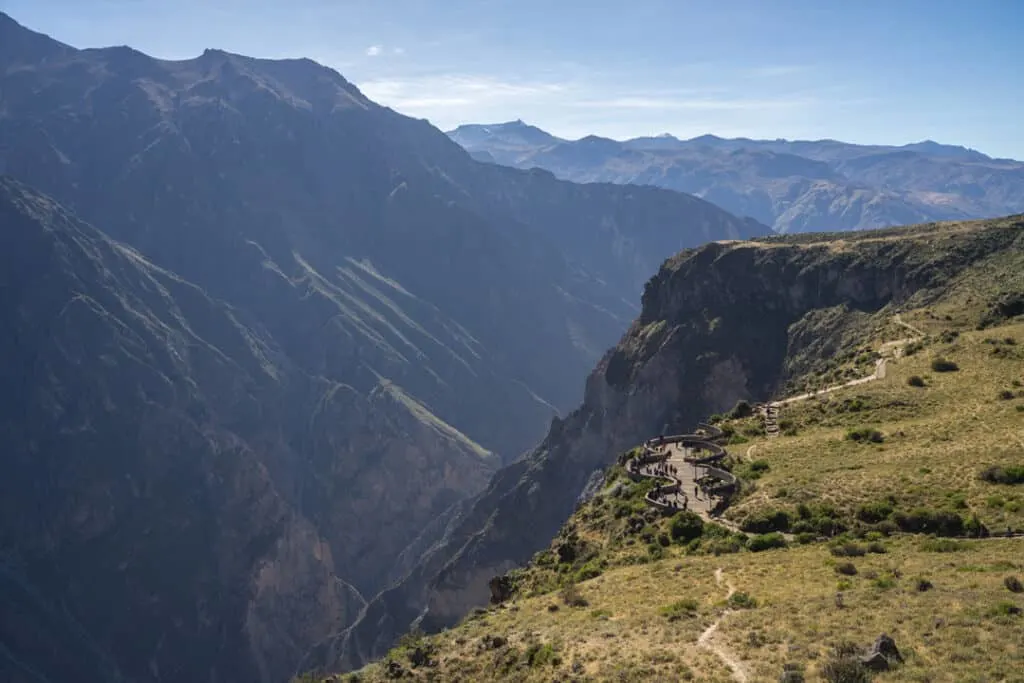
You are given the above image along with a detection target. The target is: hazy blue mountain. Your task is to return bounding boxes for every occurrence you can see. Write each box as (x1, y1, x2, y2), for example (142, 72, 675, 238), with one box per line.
(449, 121, 1024, 233)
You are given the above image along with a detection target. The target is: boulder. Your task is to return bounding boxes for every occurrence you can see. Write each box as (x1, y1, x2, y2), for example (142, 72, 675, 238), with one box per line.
(861, 634, 902, 671)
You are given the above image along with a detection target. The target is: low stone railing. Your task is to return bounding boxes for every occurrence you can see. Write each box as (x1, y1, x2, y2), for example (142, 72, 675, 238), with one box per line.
(626, 422, 738, 514)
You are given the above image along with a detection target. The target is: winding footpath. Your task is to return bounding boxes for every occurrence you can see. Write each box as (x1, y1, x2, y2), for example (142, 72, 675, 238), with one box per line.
(697, 568, 748, 682)
(761, 314, 925, 435)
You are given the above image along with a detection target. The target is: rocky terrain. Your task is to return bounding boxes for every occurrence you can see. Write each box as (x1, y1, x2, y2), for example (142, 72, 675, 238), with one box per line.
(337, 215, 1024, 673)
(449, 121, 1024, 234)
(0, 12, 765, 683)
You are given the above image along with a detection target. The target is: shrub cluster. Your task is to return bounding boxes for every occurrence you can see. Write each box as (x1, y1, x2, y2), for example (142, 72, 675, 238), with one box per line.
(930, 357, 959, 372)
(979, 465, 1024, 485)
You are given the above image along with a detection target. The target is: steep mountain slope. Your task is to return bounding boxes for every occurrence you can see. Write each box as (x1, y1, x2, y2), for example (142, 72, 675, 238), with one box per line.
(449, 121, 1024, 233)
(337, 215, 1024, 671)
(0, 177, 375, 683)
(0, 12, 764, 681)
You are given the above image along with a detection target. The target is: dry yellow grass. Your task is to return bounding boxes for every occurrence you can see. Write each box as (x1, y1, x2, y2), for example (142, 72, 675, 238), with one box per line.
(727, 319, 1024, 534)
(348, 537, 1023, 682)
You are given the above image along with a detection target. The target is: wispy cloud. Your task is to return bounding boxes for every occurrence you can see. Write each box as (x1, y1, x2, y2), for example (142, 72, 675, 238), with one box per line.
(360, 74, 566, 110)
(353, 69, 870, 141)
(365, 45, 405, 58)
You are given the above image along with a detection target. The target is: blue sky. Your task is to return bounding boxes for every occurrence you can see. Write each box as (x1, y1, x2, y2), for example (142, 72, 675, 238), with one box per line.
(4, 0, 1023, 158)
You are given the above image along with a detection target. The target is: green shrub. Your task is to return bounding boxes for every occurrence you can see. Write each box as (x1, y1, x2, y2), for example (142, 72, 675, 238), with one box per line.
(573, 559, 604, 583)
(821, 650, 872, 683)
(559, 583, 589, 607)
(524, 642, 560, 667)
(740, 509, 791, 533)
(659, 598, 698, 621)
(729, 400, 754, 419)
(990, 601, 1023, 617)
(1005, 576, 1024, 593)
(915, 577, 934, 592)
(796, 532, 818, 545)
(835, 562, 858, 576)
(845, 427, 884, 444)
(855, 501, 894, 523)
(670, 511, 704, 542)
(893, 508, 966, 536)
(737, 459, 771, 480)
(830, 542, 866, 558)
(866, 541, 887, 554)
(727, 592, 757, 609)
(999, 389, 1016, 400)
(907, 375, 926, 387)
(779, 662, 806, 683)
(931, 357, 959, 372)
(979, 465, 1024, 485)
(748, 533, 788, 552)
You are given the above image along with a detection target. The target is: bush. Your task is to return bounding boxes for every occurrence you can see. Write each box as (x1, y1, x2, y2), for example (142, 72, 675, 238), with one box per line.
(524, 642, 559, 668)
(907, 375, 926, 387)
(659, 598, 698, 621)
(748, 533, 789, 552)
(573, 559, 604, 583)
(727, 592, 757, 609)
(1005, 576, 1024, 593)
(741, 509, 792, 533)
(821, 652, 872, 683)
(835, 562, 858, 576)
(830, 542, 867, 558)
(893, 508, 966, 536)
(779, 662, 806, 683)
(559, 583, 589, 608)
(670, 511, 704, 542)
(866, 541, 887, 554)
(855, 501, 894, 523)
(915, 577, 934, 592)
(846, 427, 884, 444)
(931, 357, 959, 372)
(729, 400, 754, 419)
(979, 465, 1024, 485)
(999, 390, 1016, 400)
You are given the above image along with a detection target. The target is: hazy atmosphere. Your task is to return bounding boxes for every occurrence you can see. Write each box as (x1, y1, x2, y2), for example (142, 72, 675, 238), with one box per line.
(4, 0, 1023, 157)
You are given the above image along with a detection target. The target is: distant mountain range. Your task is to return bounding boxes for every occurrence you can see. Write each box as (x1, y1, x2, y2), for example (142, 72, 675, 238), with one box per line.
(449, 120, 1024, 233)
(0, 12, 762, 683)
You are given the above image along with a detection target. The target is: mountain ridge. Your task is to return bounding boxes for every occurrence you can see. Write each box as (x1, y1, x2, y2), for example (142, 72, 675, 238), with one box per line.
(448, 121, 1024, 233)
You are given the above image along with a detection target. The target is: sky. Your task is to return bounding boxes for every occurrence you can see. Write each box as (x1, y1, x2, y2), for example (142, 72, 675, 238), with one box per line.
(3, 0, 1023, 159)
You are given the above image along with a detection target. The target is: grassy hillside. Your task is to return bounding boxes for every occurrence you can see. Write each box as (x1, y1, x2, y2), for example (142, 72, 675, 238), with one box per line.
(321, 219, 1023, 683)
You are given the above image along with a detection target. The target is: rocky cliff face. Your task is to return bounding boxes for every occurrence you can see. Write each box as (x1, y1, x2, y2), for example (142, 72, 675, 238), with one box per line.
(341, 218, 1024, 669)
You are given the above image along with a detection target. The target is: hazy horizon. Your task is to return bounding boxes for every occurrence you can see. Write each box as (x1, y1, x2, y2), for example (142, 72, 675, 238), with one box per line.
(4, 0, 1022, 159)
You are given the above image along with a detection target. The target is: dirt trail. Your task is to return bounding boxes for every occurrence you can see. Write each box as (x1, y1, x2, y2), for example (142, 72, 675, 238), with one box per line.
(697, 568, 748, 682)
(771, 314, 924, 409)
